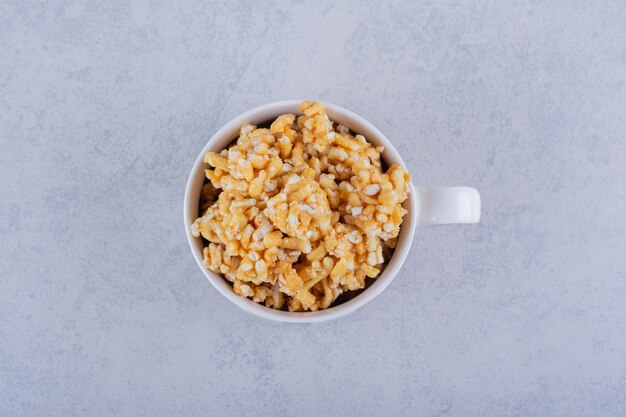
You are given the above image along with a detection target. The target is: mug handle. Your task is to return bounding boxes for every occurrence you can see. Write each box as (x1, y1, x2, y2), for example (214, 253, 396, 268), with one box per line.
(415, 186, 481, 227)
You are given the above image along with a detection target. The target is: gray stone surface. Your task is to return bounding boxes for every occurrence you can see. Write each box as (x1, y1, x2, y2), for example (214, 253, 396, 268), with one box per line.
(2, 1, 626, 416)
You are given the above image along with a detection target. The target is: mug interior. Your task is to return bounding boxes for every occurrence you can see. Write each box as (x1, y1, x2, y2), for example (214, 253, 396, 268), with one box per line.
(184, 100, 417, 323)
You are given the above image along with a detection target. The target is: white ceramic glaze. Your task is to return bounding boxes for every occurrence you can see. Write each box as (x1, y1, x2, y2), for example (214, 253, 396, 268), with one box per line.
(415, 186, 481, 226)
(184, 100, 480, 323)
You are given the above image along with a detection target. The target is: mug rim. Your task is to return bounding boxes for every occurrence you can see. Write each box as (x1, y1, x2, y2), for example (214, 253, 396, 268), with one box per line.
(184, 100, 417, 323)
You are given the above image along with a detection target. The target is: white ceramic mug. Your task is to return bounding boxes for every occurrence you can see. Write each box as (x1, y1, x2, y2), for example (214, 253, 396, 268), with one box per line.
(184, 100, 480, 323)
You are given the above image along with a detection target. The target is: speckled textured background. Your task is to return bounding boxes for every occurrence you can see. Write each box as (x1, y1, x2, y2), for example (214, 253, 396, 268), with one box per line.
(2, 1, 626, 416)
